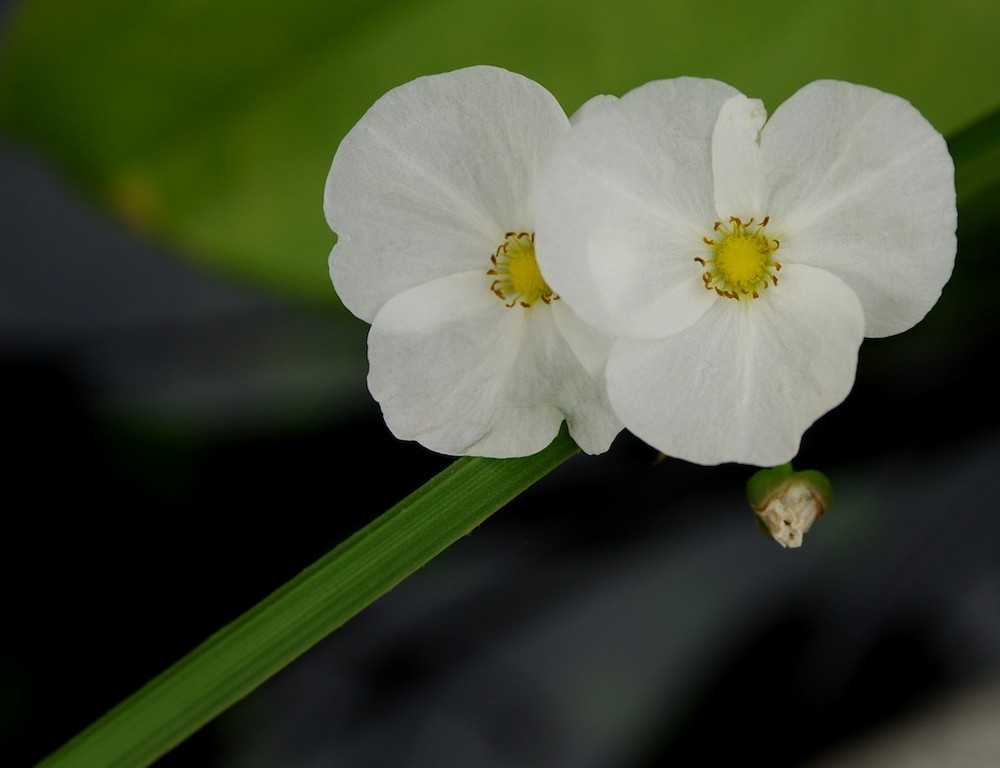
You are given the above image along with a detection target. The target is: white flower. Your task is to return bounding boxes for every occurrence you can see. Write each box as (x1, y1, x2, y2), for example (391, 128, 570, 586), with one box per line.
(535, 78, 956, 466)
(325, 66, 622, 458)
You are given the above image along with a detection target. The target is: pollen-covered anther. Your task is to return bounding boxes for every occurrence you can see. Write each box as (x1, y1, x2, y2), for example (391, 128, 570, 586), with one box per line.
(694, 215, 782, 301)
(487, 231, 558, 308)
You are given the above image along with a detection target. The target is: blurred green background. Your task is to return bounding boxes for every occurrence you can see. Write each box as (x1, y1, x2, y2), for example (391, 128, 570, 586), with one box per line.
(2, 0, 998, 304)
(3, 1, 1000, 766)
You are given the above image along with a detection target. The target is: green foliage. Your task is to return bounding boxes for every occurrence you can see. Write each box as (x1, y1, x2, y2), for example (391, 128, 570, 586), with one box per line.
(2, 0, 1000, 303)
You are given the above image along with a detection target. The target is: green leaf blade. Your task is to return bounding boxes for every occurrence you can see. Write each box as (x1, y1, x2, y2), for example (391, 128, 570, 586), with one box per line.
(38, 429, 579, 768)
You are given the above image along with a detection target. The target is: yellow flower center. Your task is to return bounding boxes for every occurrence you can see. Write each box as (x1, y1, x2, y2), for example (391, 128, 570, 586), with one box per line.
(488, 231, 557, 308)
(695, 216, 782, 300)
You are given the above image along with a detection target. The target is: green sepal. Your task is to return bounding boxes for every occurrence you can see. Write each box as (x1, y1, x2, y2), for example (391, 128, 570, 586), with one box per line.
(745, 462, 794, 509)
(746, 463, 832, 511)
(791, 469, 833, 510)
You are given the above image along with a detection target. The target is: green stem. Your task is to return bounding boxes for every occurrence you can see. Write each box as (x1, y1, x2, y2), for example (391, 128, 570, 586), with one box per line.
(39, 429, 580, 768)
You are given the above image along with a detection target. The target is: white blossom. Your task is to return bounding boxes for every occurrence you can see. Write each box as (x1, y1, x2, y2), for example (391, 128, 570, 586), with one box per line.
(536, 78, 956, 466)
(325, 66, 621, 458)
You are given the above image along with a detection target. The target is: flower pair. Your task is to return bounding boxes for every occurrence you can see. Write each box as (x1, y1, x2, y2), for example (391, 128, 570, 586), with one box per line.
(324, 66, 956, 465)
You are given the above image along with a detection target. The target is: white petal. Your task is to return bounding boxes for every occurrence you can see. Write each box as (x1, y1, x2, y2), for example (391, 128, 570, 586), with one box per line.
(367, 271, 620, 457)
(547, 302, 623, 454)
(711, 94, 768, 216)
(606, 264, 865, 467)
(568, 93, 619, 125)
(326, 66, 570, 322)
(550, 298, 615, 379)
(757, 80, 956, 337)
(536, 78, 741, 339)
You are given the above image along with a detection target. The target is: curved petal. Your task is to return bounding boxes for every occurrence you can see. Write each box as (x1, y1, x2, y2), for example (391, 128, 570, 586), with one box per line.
(326, 66, 570, 322)
(606, 264, 865, 467)
(536, 77, 741, 339)
(568, 93, 619, 126)
(710, 94, 769, 217)
(757, 80, 956, 337)
(550, 298, 615, 379)
(367, 271, 620, 457)
(545, 302, 623, 454)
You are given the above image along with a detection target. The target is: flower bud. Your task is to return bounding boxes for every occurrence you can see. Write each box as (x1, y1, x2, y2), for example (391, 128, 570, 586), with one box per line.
(746, 464, 832, 548)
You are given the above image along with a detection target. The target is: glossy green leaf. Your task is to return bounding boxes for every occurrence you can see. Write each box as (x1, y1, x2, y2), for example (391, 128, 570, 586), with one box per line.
(951, 106, 1000, 205)
(2, 0, 999, 304)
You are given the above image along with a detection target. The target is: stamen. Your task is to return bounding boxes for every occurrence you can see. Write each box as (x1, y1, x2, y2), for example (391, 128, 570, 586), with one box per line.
(487, 231, 557, 308)
(693, 215, 782, 302)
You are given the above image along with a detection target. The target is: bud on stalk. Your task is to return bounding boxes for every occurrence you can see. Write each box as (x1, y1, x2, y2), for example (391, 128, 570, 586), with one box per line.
(746, 463, 832, 548)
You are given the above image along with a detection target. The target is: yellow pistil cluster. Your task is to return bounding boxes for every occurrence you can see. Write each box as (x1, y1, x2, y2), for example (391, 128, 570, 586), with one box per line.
(695, 216, 782, 300)
(488, 231, 557, 308)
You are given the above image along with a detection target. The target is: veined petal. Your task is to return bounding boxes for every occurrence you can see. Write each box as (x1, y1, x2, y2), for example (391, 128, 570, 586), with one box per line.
(757, 80, 956, 338)
(536, 77, 741, 339)
(326, 66, 570, 322)
(550, 298, 615, 378)
(711, 94, 768, 217)
(367, 271, 620, 457)
(606, 264, 865, 467)
(544, 302, 623, 454)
